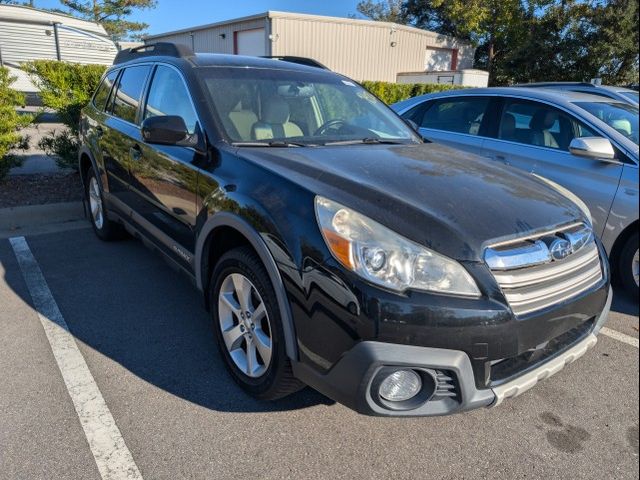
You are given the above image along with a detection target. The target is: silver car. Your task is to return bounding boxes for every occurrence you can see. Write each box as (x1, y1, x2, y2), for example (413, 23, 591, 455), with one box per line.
(392, 87, 639, 298)
(513, 82, 639, 106)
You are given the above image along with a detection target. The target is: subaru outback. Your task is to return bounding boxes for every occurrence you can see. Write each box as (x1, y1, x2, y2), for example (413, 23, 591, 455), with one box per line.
(79, 43, 612, 416)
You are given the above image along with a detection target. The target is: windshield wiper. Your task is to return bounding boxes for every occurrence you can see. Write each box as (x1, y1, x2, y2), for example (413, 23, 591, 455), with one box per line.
(232, 140, 309, 148)
(321, 138, 407, 146)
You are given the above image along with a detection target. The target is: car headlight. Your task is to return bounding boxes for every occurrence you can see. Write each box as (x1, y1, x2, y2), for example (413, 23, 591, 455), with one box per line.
(314, 196, 481, 297)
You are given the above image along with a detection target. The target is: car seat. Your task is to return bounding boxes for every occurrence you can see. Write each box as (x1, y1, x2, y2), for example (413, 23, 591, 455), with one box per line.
(228, 101, 258, 141)
(499, 113, 517, 141)
(530, 110, 559, 148)
(252, 98, 303, 140)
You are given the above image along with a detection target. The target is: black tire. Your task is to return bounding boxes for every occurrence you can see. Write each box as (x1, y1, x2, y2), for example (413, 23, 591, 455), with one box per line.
(619, 232, 639, 300)
(84, 167, 125, 241)
(210, 246, 303, 400)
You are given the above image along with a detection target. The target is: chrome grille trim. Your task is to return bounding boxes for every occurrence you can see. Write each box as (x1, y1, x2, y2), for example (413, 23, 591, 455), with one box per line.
(485, 224, 603, 316)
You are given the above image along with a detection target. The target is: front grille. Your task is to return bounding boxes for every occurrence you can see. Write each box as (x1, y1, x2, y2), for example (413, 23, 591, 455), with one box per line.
(489, 318, 595, 386)
(433, 370, 459, 400)
(485, 223, 603, 316)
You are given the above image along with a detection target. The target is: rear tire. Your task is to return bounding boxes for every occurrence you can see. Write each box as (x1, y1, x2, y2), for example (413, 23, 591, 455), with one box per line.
(619, 232, 639, 301)
(85, 167, 124, 241)
(210, 246, 303, 400)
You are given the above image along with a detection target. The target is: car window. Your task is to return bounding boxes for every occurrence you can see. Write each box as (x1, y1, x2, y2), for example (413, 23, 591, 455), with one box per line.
(110, 65, 151, 124)
(497, 99, 599, 151)
(198, 67, 417, 144)
(93, 70, 118, 111)
(419, 97, 490, 136)
(144, 66, 198, 134)
(574, 101, 639, 145)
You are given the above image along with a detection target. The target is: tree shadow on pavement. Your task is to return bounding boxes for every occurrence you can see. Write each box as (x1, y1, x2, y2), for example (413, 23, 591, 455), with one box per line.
(1, 229, 334, 414)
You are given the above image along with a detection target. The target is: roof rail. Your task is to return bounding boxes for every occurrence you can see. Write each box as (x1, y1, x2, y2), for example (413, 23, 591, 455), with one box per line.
(114, 42, 194, 65)
(512, 82, 595, 88)
(261, 56, 329, 70)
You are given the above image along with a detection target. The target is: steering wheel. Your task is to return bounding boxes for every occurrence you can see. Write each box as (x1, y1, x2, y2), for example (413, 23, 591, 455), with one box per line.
(314, 119, 348, 136)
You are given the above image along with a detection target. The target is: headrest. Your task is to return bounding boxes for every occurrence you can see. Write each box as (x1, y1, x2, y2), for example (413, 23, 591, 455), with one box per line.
(501, 113, 516, 131)
(262, 97, 290, 124)
(530, 110, 557, 130)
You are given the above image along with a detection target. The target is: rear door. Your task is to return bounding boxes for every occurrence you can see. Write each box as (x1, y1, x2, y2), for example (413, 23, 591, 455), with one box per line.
(482, 97, 623, 235)
(101, 64, 152, 209)
(403, 96, 491, 153)
(128, 64, 202, 263)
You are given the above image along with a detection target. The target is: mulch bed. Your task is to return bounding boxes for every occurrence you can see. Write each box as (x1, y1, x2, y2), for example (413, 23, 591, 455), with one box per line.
(0, 173, 83, 208)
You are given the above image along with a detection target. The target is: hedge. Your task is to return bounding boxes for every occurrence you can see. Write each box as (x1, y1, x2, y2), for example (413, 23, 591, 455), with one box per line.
(361, 81, 463, 105)
(22, 61, 106, 170)
(0, 67, 31, 181)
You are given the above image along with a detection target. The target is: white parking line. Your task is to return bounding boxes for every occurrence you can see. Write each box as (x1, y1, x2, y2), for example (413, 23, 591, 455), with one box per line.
(9, 236, 143, 480)
(600, 327, 639, 348)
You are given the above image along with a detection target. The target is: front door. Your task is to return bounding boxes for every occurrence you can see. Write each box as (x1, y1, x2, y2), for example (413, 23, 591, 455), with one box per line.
(128, 65, 201, 265)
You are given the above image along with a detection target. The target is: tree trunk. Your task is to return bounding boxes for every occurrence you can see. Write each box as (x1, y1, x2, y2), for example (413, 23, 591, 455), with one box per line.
(487, 38, 495, 85)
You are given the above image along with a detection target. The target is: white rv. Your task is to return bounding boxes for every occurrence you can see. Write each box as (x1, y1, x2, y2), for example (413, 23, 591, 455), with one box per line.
(0, 4, 118, 99)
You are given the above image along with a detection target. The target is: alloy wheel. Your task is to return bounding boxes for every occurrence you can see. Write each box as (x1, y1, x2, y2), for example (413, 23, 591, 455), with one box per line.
(88, 176, 104, 229)
(633, 249, 639, 288)
(217, 273, 273, 378)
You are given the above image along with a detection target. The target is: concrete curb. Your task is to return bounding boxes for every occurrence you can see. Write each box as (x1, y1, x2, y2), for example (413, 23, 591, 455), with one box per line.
(0, 201, 87, 238)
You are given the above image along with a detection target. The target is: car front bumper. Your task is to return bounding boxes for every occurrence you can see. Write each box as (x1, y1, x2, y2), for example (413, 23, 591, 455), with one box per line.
(292, 286, 612, 416)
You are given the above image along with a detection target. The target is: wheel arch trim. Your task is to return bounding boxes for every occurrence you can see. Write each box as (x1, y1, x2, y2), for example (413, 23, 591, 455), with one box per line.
(195, 212, 298, 360)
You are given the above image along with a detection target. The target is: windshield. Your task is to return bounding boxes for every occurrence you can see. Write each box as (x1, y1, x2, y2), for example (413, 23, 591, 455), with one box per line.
(574, 101, 639, 145)
(197, 67, 418, 145)
(619, 91, 639, 103)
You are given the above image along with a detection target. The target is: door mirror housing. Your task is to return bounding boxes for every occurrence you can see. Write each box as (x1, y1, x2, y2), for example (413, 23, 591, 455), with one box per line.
(569, 137, 616, 161)
(403, 118, 419, 132)
(141, 115, 199, 148)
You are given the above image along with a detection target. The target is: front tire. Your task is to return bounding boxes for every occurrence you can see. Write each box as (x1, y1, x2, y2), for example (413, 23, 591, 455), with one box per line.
(85, 167, 124, 241)
(210, 246, 303, 400)
(619, 232, 639, 300)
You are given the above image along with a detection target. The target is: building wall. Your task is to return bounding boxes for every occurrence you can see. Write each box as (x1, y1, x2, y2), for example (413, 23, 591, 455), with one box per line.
(269, 13, 474, 82)
(145, 12, 476, 83)
(146, 17, 269, 55)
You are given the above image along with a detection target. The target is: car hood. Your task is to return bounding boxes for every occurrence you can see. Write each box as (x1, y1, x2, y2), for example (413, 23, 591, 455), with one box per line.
(236, 142, 586, 262)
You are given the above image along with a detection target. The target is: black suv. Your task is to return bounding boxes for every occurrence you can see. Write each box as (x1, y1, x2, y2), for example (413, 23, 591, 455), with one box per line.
(79, 43, 611, 416)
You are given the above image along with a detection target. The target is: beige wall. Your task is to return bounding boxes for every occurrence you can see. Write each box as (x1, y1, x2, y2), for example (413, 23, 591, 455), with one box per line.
(146, 12, 476, 82)
(147, 17, 268, 55)
(270, 14, 474, 82)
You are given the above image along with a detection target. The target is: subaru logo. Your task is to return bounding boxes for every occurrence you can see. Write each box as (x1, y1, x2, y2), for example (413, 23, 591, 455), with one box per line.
(549, 238, 573, 261)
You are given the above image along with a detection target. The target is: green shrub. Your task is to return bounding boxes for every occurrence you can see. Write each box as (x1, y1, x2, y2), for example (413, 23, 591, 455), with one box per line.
(0, 67, 32, 181)
(22, 61, 106, 170)
(361, 81, 463, 105)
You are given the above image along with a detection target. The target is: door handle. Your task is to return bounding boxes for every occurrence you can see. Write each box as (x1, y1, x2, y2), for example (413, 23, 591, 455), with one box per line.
(129, 144, 142, 161)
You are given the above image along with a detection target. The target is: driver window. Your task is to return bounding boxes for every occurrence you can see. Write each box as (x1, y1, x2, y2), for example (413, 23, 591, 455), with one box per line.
(144, 66, 198, 134)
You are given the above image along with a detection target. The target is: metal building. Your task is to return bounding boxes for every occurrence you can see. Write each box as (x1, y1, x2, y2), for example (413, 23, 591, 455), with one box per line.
(145, 11, 486, 85)
(0, 4, 118, 94)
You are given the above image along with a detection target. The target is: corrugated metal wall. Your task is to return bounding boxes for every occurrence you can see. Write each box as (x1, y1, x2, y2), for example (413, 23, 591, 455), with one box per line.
(0, 5, 117, 65)
(147, 17, 268, 55)
(270, 14, 474, 82)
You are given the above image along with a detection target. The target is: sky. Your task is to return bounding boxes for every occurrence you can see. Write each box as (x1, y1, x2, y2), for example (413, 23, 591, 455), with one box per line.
(31, 0, 364, 35)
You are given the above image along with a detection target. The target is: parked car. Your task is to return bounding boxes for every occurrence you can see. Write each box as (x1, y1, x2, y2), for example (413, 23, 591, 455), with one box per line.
(393, 88, 638, 299)
(513, 82, 639, 106)
(79, 43, 611, 417)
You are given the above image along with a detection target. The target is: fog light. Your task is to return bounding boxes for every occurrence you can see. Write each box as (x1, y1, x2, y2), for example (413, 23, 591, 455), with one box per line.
(378, 369, 422, 402)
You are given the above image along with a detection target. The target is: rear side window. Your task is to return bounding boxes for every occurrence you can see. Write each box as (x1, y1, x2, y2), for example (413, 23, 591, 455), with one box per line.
(419, 97, 490, 136)
(110, 65, 151, 124)
(144, 66, 198, 134)
(498, 99, 601, 151)
(93, 70, 118, 111)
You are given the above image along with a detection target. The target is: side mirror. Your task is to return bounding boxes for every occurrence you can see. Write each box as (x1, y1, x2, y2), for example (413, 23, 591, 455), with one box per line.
(569, 137, 616, 161)
(141, 115, 197, 147)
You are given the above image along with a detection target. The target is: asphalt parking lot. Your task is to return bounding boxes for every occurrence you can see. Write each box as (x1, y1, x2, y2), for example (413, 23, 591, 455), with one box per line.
(0, 223, 638, 480)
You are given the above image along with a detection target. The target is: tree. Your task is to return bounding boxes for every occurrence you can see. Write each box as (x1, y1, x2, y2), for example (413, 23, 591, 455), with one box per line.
(60, 0, 157, 41)
(356, 0, 407, 22)
(362, 0, 639, 85)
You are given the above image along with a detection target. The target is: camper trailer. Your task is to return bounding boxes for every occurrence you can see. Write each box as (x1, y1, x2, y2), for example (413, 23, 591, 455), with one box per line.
(0, 4, 118, 101)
